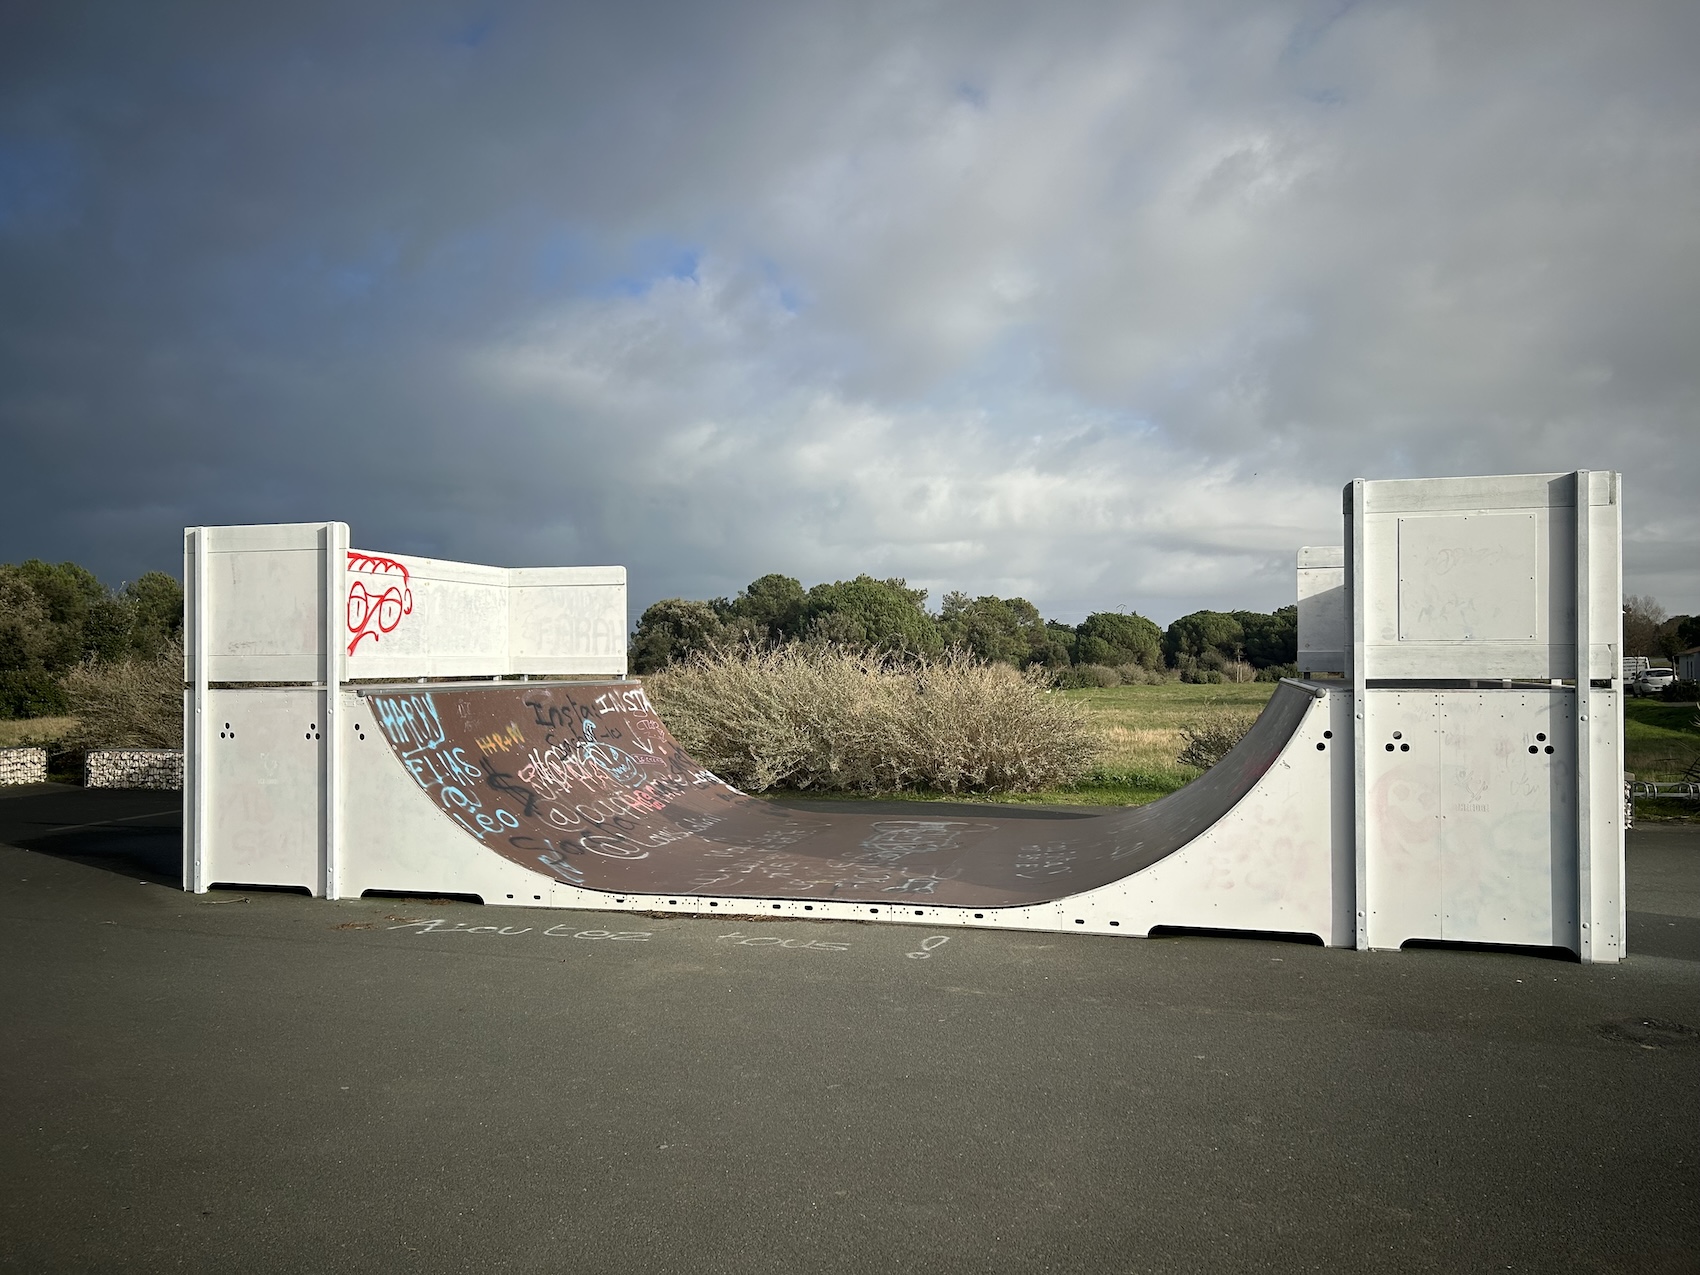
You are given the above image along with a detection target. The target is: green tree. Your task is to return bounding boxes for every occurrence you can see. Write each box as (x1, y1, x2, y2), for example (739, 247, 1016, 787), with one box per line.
(124, 572, 185, 658)
(938, 593, 1054, 667)
(1232, 606, 1298, 669)
(629, 599, 727, 674)
(804, 575, 941, 656)
(723, 573, 808, 646)
(0, 560, 187, 717)
(1163, 611, 1244, 667)
(1074, 612, 1163, 669)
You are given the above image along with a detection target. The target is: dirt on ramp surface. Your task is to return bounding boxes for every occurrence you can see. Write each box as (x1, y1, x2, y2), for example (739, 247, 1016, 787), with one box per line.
(359, 679, 1318, 910)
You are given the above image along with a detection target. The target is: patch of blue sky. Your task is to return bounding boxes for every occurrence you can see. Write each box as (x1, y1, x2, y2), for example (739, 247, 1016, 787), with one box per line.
(754, 255, 807, 314)
(530, 226, 600, 295)
(1280, 0, 1366, 63)
(954, 81, 988, 110)
(450, 13, 498, 49)
(581, 236, 701, 299)
(294, 234, 407, 304)
(0, 136, 83, 234)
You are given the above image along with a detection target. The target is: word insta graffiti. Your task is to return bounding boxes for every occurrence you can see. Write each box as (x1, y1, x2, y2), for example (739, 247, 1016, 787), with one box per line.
(346, 551, 414, 655)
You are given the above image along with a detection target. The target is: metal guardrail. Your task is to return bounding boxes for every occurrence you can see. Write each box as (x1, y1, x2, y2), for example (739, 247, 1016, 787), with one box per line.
(1630, 781, 1700, 800)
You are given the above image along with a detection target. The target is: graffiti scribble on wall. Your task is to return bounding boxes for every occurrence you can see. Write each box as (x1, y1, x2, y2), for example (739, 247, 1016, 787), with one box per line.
(346, 552, 414, 655)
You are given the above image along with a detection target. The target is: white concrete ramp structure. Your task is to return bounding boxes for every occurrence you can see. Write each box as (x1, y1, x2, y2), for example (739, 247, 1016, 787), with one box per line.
(185, 471, 1626, 961)
(182, 523, 626, 898)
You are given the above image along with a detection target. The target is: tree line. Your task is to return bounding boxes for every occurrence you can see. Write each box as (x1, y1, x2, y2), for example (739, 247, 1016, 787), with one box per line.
(0, 561, 184, 718)
(1623, 596, 1700, 662)
(630, 573, 1300, 685)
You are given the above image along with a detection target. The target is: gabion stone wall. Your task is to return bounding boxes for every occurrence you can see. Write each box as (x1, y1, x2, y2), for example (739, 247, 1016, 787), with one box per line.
(0, 747, 48, 786)
(85, 749, 184, 790)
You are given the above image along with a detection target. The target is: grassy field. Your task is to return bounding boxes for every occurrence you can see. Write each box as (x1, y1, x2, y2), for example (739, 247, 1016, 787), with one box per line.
(795, 684, 1700, 812)
(779, 680, 1280, 807)
(0, 716, 77, 748)
(1625, 697, 1700, 782)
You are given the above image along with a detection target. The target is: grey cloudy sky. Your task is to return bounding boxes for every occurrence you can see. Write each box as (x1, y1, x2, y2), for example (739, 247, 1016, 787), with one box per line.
(2, 0, 1696, 626)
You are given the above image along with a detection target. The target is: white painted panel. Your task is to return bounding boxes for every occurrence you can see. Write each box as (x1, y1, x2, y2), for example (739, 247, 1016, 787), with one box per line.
(1100, 689, 1349, 944)
(1584, 688, 1625, 958)
(1365, 644, 1575, 681)
(345, 550, 508, 678)
(508, 573, 626, 675)
(1586, 495, 1623, 681)
(1360, 494, 1577, 680)
(1397, 513, 1540, 643)
(1435, 691, 1577, 948)
(1297, 547, 1345, 674)
(203, 688, 323, 891)
(1363, 691, 1441, 948)
(202, 526, 327, 683)
(1361, 472, 1573, 514)
(342, 551, 627, 679)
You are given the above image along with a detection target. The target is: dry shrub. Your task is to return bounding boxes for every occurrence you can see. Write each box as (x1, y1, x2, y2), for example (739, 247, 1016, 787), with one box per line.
(1114, 663, 1168, 686)
(647, 645, 1100, 794)
(1069, 663, 1122, 688)
(62, 637, 184, 750)
(1175, 710, 1260, 770)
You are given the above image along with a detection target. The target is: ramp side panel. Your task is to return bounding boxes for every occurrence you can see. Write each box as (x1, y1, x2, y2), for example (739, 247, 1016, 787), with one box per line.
(337, 680, 1337, 937)
(341, 691, 587, 905)
(1052, 687, 1349, 944)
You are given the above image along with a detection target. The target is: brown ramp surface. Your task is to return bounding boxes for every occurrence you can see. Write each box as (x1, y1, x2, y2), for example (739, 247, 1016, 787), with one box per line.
(361, 678, 1319, 910)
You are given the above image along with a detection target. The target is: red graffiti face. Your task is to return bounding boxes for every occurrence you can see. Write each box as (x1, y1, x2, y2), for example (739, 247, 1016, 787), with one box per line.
(346, 552, 414, 654)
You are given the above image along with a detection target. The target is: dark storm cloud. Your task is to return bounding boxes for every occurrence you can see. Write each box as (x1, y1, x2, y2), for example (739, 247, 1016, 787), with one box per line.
(2, 0, 1696, 624)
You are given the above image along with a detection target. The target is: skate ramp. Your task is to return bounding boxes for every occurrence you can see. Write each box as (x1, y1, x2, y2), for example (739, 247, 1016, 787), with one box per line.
(359, 678, 1322, 911)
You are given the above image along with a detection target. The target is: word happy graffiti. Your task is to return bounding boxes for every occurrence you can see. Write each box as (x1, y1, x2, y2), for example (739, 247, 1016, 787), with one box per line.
(369, 692, 519, 842)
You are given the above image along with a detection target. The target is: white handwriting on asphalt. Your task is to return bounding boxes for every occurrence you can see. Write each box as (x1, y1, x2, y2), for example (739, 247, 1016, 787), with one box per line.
(716, 931, 849, 952)
(906, 936, 950, 960)
(385, 919, 651, 940)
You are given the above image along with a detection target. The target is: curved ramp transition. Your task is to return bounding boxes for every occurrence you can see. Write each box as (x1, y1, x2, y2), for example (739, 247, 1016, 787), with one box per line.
(347, 678, 1350, 939)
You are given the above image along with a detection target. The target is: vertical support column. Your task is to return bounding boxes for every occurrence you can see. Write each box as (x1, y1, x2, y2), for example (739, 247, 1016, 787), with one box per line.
(1613, 476, 1626, 954)
(1347, 480, 1368, 951)
(1574, 471, 1595, 960)
(323, 522, 348, 900)
(186, 526, 210, 894)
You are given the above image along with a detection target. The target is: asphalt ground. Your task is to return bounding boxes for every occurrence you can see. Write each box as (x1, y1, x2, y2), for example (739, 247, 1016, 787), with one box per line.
(1, 785, 1696, 1275)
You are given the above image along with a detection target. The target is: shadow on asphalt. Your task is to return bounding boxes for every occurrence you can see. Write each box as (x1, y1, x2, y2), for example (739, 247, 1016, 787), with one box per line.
(1, 785, 182, 887)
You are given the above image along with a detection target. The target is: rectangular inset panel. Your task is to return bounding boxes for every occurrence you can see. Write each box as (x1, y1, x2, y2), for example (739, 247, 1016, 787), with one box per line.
(1398, 513, 1539, 643)
(1436, 691, 1577, 949)
(508, 578, 626, 673)
(200, 526, 328, 682)
(204, 688, 323, 890)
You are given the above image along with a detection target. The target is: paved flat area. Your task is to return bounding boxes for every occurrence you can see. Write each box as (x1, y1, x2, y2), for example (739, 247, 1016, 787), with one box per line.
(1, 785, 1696, 1274)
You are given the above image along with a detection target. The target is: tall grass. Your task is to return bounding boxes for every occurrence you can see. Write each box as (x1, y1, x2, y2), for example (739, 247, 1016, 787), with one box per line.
(647, 645, 1100, 794)
(1174, 710, 1260, 769)
(62, 637, 184, 750)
